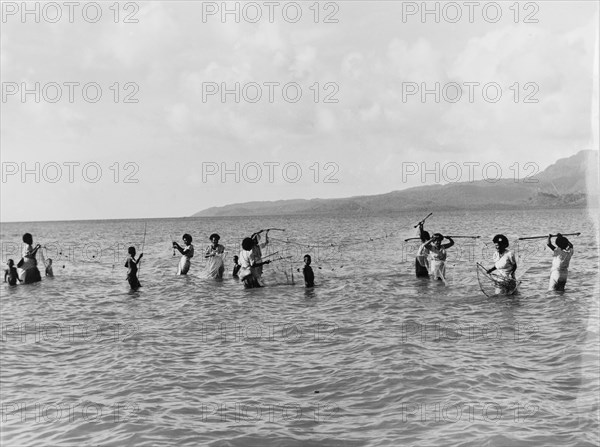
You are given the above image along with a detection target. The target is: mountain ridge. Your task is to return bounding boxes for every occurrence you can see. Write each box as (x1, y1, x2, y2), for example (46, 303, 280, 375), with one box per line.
(193, 150, 599, 217)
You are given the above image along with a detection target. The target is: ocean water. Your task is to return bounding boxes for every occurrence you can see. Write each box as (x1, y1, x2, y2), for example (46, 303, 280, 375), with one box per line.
(1, 209, 599, 446)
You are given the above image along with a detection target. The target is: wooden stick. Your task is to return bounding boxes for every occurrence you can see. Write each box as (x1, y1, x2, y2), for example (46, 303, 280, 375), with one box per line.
(139, 222, 147, 274)
(518, 232, 580, 241)
(413, 213, 433, 228)
(446, 235, 481, 239)
(404, 237, 422, 242)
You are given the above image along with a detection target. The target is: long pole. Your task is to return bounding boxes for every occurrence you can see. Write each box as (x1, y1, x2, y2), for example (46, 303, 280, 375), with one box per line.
(518, 232, 580, 241)
(446, 235, 481, 239)
(413, 213, 432, 228)
(139, 222, 147, 274)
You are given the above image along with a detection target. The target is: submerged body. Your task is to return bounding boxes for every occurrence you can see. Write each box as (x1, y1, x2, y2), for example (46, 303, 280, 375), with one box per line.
(177, 245, 194, 275)
(173, 234, 194, 275)
(238, 248, 261, 288)
(205, 244, 225, 279)
(415, 223, 431, 278)
(19, 242, 42, 284)
(486, 235, 518, 295)
(428, 245, 447, 281)
(547, 234, 574, 291)
(415, 245, 430, 278)
(125, 247, 143, 290)
(4, 261, 19, 286)
(422, 233, 454, 282)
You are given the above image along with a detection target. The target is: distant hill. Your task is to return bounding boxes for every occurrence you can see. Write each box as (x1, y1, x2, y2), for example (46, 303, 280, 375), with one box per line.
(193, 150, 599, 217)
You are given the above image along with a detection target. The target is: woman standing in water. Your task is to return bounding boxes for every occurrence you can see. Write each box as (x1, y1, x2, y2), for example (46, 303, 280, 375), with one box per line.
(238, 237, 271, 288)
(173, 234, 194, 275)
(486, 234, 517, 293)
(18, 233, 42, 284)
(423, 233, 454, 282)
(205, 233, 225, 279)
(415, 222, 431, 278)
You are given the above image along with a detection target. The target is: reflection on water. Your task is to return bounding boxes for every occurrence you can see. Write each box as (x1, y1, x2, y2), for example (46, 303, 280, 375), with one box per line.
(1, 209, 598, 446)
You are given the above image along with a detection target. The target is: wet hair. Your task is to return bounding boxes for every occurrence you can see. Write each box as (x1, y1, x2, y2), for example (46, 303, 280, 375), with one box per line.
(242, 237, 254, 251)
(128, 246, 136, 256)
(22, 233, 33, 245)
(432, 233, 444, 241)
(183, 233, 192, 243)
(304, 254, 312, 265)
(492, 234, 509, 247)
(420, 231, 431, 241)
(556, 235, 570, 249)
(210, 233, 220, 242)
(7, 259, 14, 266)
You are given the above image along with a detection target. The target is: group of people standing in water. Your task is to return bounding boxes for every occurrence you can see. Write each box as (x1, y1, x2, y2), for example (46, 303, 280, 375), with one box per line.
(166, 229, 314, 291)
(4, 223, 574, 294)
(414, 221, 575, 292)
(165, 229, 313, 290)
(3, 233, 53, 286)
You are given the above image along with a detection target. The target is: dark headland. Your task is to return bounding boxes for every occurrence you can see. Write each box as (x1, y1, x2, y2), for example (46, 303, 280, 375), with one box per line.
(193, 150, 599, 217)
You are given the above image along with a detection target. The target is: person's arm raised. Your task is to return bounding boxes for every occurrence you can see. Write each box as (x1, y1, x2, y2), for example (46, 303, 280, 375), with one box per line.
(547, 234, 555, 250)
(443, 237, 454, 249)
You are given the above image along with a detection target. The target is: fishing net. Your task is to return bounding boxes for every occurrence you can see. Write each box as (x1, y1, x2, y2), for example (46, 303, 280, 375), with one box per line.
(204, 252, 226, 279)
(476, 262, 519, 297)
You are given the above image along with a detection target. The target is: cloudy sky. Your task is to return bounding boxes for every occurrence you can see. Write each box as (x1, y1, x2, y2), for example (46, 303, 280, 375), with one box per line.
(1, 1, 598, 222)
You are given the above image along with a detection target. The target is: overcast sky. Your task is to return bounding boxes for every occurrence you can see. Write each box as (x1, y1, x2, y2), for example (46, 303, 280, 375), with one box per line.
(1, 1, 598, 222)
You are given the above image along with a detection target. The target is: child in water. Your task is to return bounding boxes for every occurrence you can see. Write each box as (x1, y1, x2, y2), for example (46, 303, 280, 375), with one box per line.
(232, 255, 241, 277)
(302, 254, 315, 288)
(547, 233, 574, 291)
(4, 259, 19, 285)
(125, 247, 143, 289)
(45, 258, 54, 277)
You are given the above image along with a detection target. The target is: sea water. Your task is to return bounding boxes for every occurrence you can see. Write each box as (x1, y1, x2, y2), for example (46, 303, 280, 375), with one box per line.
(1, 209, 598, 446)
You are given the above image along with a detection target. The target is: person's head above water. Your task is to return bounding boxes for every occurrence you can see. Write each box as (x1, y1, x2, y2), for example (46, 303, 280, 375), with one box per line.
(431, 233, 444, 245)
(128, 246, 136, 256)
(7, 259, 14, 267)
(210, 233, 220, 243)
(555, 234, 570, 250)
(22, 233, 33, 245)
(492, 234, 509, 250)
(304, 254, 311, 265)
(242, 237, 254, 251)
(182, 233, 192, 244)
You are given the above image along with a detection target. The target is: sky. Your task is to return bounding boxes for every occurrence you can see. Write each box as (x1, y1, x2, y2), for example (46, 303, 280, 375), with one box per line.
(1, 1, 598, 222)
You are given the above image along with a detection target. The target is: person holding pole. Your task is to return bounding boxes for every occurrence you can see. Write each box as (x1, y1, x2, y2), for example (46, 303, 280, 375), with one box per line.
(547, 233, 574, 291)
(125, 246, 143, 290)
(423, 233, 454, 282)
(239, 237, 271, 289)
(416, 222, 431, 278)
(413, 213, 432, 278)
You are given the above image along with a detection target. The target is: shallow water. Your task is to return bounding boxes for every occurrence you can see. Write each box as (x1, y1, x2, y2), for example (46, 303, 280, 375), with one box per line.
(1, 209, 598, 446)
